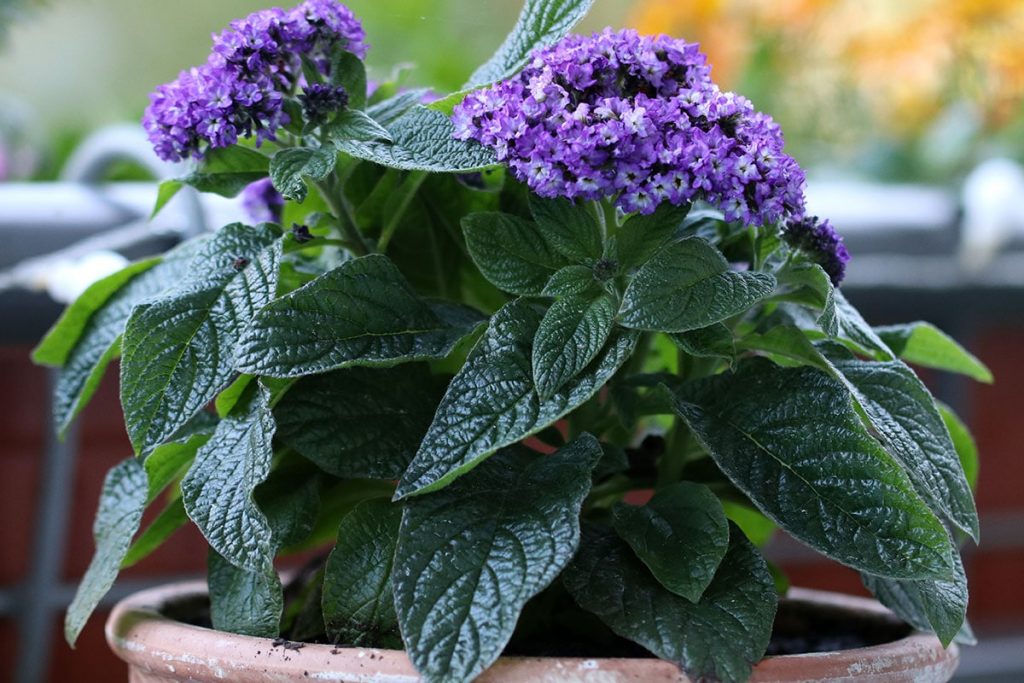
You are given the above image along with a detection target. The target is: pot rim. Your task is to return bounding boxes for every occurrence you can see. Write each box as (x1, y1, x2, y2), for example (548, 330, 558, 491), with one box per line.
(105, 582, 959, 682)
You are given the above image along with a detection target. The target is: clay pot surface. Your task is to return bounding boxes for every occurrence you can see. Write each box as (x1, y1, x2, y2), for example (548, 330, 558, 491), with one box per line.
(106, 582, 959, 682)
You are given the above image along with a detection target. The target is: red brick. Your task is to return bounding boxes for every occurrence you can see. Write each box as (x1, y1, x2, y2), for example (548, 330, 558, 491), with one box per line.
(49, 610, 126, 683)
(0, 346, 48, 453)
(964, 548, 1024, 631)
(0, 453, 39, 582)
(0, 619, 18, 683)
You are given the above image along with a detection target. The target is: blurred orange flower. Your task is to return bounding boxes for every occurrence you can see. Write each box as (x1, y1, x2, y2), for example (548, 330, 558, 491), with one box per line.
(631, 0, 1024, 135)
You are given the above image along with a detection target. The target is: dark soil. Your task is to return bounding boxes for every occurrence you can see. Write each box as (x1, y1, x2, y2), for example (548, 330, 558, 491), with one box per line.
(160, 592, 912, 659)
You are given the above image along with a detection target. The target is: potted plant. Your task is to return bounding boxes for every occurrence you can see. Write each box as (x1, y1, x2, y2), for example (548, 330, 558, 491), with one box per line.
(34, 0, 990, 681)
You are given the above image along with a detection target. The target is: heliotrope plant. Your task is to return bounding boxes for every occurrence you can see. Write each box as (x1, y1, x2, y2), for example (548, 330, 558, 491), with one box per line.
(34, 1, 990, 682)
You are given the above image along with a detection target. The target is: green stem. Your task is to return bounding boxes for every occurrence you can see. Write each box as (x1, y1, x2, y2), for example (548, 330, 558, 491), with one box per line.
(378, 171, 427, 253)
(314, 176, 371, 257)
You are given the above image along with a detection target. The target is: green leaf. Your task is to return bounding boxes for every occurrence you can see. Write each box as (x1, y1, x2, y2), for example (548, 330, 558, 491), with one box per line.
(532, 292, 617, 400)
(235, 254, 483, 377)
(671, 323, 736, 364)
(181, 389, 276, 572)
(270, 146, 337, 202)
(65, 459, 147, 646)
(776, 263, 837, 337)
(39, 241, 207, 436)
(120, 224, 279, 455)
(735, 324, 830, 371)
(462, 211, 571, 296)
(208, 549, 283, 638)
(335, 106, 496, 172)
(876, 322, 992, 383)
(619, 238, 776, 333)
(325, 108, 393, 143)
(829, 356, 979, 541)
(616, 203, 688, 269)
(394, 436, 600, 683)
(154, 145, 271, 215)
(366, 89, 430, 126)
(564, 524, 776, 683)
(257, 466, 322, 551)
(542, 265, 598, 297)
(274, 365, 441, 479)
(862, 552, 970, 647)
(143, 432, 210, 503)
(322, 499, 402, 646)
(122, 496, 188, 569)
(396, 299, 637, 498)
(33, 259, 158, 366)
(938, 402, 979, 490)
(834, 290, 894, 359)
(465, 0, 596, 88)
(611, 482, 729, 601)
(528, 196, 603, 262)
(329, 49, 367, 110)
(671, 359, 955, 580)
(721, 501, 776, 547)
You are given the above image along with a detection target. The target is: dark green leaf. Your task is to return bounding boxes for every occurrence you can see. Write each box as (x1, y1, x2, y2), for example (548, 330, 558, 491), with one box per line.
(275, 366, 441, 479)
(322, 499, 402, 646)
(862, 552, 970, 647)
(257, 466, 321, 550)
(616, 203, 688, 269)
(329, 49, 367, 110)
(120, 224, 279, 454)
(181, 389, 276, 572)
(40, 240, 207, 436)
(208, 549, 283, 638)
(270, 146, 337, 202)
(465, 0, 595, 88)
(235, 254, 483, 377)
(335, 106, 496, 172)
(65, 458, 148, 646)
(394, 436, 600, 683)
(366, 89, 432, 126)
(612, 482, 730, 602)
(462, 211, 570, 296)
(121, 496, 188, 569)
(564, 524, 776, 683)
(829, 356, 979, 541)
(33, 258, 157, 366)
(325, 109, 393, 143)
(671, 323, 736, 364)
(542, 265, 598, 297)
(735, 324, 830, 371)
(395, 299, 637, 498)
(528, 196, 603, 262)
(876, 322, 992, 383)
(143, 432, 210, 503)
(671, 359, 955, 580)
(834, 290, 894, 359)
(776, 263, 837, 337)
(532, 292, 616, 400)
(619, 238, 776, 333)
(938, 402, 979, 490)
(155, 145, 271, 215)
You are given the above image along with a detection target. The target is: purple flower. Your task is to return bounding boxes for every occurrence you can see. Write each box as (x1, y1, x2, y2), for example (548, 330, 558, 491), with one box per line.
(241, 178, 285, 223)
(452, 29, 806, 223)
(781, 215, 851, 285)
(143, 1, 367, 162)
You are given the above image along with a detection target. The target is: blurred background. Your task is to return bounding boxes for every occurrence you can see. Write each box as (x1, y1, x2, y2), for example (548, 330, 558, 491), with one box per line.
(1, 0, 1022, 681)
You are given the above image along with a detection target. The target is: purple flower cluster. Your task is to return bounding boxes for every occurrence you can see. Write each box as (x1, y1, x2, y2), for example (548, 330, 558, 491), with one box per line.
(143, 1, 367, 162)
(241, 178, 285, 224)
(453, 29, 806, 223)
(781, 215, 851, 285)
(299, 83, 349, 123)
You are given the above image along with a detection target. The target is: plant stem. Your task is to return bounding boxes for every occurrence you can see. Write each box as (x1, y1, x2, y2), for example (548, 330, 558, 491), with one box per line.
(313, 176, 371, 256)
(378, 171, 427, 253)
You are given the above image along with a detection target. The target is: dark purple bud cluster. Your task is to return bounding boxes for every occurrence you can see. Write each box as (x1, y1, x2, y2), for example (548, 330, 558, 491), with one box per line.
(453, 29, 806, 223)
(143, 0, 366, 162)
(298, 83, 349, 123)
(781, 215, 851, 285)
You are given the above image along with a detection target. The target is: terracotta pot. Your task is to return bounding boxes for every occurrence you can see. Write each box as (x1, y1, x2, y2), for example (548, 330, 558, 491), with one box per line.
(106, 582, 959, 682)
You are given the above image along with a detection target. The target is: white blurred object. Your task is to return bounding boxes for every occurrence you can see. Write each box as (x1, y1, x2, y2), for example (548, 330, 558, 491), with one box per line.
(960, 157, 1024, 272)
(43, 250, 129, 303)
